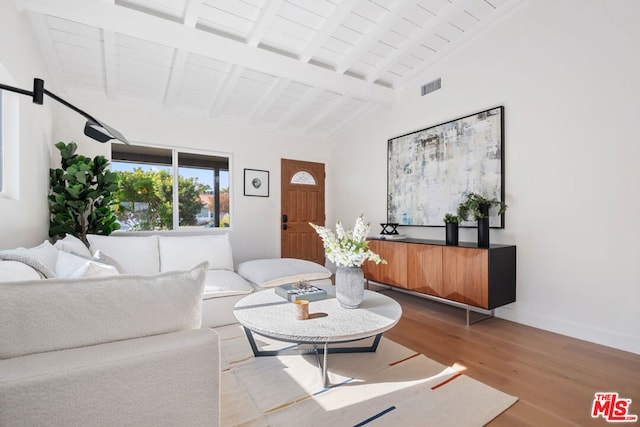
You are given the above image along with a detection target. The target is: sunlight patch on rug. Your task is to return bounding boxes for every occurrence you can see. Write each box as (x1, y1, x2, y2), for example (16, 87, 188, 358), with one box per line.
(215, 324, 517, 426)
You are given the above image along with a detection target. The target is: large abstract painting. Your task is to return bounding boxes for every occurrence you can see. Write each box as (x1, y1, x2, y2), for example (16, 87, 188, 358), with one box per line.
(387, 106, 504, 227)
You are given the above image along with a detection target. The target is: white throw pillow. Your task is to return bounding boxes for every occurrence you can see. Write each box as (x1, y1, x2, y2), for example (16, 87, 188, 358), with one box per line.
(0, 262, 208, 359)
(92, 250, 124, 273)
(68, 261, 119, 279)
(236, 258, 331, 288)
(159, 234, 234, 272)
(56, 251, 119, 278)
(26, 241, 59, 274)
(53, 234, 92, 258)
(87, 234, 159, 274)
(55, 250, 90, 278)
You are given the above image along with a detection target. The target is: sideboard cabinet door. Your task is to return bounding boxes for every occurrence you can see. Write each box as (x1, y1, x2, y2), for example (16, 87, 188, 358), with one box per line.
(362, 240, 381, 281)
(407, 244, 443, 296)
(364, 240, 408, 288)
(442, 247, 489, 308)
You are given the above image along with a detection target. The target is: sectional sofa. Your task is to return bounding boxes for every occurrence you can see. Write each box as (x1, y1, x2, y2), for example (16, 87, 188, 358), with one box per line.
(82, 233, 333, 327)
(0, 260, 220, 426)
(0, 233, 332, 426)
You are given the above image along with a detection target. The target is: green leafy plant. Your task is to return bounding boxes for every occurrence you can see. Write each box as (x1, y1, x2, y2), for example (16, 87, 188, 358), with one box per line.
(443, 213, 460, 224)
(456, 192, 508, 221)
(49, 141, 120, 245)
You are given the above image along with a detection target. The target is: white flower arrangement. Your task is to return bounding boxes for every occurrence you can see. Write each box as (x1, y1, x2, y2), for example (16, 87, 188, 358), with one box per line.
(310, 214, 386, 268)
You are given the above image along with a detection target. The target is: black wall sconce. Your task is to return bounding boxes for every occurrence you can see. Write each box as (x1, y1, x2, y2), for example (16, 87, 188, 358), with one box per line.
(0, 77, 129, 144)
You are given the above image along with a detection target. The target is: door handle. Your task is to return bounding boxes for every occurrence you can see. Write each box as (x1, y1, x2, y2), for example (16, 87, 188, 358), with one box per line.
(282, 224, 288, 230)
(282, 214, 288, 223)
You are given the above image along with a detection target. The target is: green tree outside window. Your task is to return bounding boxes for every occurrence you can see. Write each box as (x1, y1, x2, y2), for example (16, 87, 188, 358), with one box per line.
(114, 168, 210, 230)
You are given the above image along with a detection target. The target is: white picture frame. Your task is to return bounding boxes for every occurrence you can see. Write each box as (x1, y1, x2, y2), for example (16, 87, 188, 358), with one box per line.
(244, 168, 269, 197)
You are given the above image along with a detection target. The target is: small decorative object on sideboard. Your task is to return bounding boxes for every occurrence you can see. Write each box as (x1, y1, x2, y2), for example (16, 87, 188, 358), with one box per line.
(275, 281, 327, 302)
(443, 213, 460, 246)
(377, 222, 406, 240)
(457, 192, 508, 248)
(380, 223, 399, 235)
(310, 214, 386, 308)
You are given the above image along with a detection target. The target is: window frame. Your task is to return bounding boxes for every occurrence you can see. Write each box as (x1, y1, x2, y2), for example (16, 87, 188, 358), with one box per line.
(110, 142, 233, 233)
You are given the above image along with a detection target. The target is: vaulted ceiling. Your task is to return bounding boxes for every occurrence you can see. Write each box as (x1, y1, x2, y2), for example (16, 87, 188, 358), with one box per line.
(14, 0, 523, 138)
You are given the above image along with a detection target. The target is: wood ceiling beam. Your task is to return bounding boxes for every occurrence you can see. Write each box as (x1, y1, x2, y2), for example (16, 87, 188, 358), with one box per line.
(20, 0, 394, 104)
(209, 65, 244, 118)
(246, 0, 284, 47)
(102, 29, 117, 100)
(99, 0, 117, 99)
(183, 0, 202, 28)
(328, 101, 380, 138)
(300, 94, 348, 135)
(249, 77, 291, 122)
(299, 0, 359, 63)
(277, 87, 324, 130)
(334, 1, 418, 75)
(25, 11, 66, 93)
(396, 0, 528, 89)
(163, 49, 187, 108)
(165, 0, 201, 108)
(366, 0, 475, 84)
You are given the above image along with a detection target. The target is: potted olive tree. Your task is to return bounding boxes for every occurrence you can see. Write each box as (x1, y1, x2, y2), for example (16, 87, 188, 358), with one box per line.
(49, 141, 120, 246)
(457, 192, 507, 248)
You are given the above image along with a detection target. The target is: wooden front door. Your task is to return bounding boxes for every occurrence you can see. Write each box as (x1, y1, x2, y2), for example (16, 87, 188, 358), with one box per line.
(281, 159, 325, 264)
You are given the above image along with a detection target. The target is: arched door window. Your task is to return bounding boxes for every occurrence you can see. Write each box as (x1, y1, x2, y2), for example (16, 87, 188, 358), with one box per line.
(291, 171, 316, 185)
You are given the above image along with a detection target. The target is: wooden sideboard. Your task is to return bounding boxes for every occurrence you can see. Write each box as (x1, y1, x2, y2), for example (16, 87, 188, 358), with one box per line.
(363, 238, 516, 313)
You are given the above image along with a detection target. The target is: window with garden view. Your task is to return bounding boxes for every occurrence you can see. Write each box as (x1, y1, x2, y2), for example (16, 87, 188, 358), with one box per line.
(111, 145, 230, 231)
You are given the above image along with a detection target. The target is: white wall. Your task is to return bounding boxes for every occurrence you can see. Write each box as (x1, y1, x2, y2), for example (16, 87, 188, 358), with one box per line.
(0, 0, 52, 250)
(51, 99, 332, 264)
(330, 0, 640, 354)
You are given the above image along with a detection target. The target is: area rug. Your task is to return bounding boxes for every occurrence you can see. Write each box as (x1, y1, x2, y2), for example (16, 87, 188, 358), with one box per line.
(214, 325, 517, 426)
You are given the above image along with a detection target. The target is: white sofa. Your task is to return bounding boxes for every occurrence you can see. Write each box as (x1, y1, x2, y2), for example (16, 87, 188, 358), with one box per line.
(0, 235, 332, 426)
(0, 263, 220, 427)
(83, 233, 333, 327)
(0, 234, 333, 328)
(85, 233, 256, 328)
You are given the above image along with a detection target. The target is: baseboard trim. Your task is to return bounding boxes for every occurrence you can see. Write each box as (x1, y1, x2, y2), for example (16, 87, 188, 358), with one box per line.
(367, 280, 640, 355)
(495, 305, 640, 355)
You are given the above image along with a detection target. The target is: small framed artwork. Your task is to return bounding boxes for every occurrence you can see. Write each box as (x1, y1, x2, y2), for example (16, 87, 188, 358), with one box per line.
(244, 168, 269, 197)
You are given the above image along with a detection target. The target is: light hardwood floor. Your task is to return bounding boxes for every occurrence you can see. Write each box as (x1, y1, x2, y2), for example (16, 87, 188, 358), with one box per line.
(378, 288, 640, 427)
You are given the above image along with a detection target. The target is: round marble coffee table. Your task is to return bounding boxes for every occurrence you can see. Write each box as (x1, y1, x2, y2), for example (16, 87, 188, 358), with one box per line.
(233, 286, 402, 387)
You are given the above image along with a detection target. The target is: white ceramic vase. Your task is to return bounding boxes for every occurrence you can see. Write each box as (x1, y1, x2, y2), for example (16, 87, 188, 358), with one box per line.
(335, 266, 364, 309)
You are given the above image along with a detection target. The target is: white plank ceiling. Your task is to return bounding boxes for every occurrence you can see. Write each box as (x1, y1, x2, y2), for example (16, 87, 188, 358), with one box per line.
(14, 0, 524, 138)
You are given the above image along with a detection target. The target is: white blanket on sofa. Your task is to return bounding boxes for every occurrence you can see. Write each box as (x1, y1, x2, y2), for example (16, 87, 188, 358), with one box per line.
(0, 250, 56, 278)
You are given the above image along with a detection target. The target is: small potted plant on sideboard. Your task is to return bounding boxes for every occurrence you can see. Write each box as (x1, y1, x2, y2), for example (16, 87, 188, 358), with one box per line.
(443, 213, 460, 246)
(457, 192, 507, 248)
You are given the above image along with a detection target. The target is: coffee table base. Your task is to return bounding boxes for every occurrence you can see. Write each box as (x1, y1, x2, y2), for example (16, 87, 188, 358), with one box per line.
(242, 327, 383, 387)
